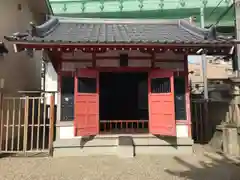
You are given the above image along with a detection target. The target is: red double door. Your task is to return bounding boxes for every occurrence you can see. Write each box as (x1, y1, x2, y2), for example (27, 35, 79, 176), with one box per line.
(74, 69, 176, 137)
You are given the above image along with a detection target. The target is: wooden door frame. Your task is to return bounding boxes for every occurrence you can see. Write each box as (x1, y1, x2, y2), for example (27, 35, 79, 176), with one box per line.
(58, 65, 190, 136)
(74, 68, 99, 136)
(89, 67, 152, 73)
(148, 69, 176, 136)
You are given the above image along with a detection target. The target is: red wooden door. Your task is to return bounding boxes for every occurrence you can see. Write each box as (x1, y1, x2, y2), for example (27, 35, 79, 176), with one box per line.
(74, 69, 99, 136)
(148, 70, 176, 136)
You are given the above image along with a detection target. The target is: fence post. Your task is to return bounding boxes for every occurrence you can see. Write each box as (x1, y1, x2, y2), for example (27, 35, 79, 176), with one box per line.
(48, 94, 55, 156)
(203, 100, 209, 143)
(23, 96, 29, 155)
(0, 92, 3, 151)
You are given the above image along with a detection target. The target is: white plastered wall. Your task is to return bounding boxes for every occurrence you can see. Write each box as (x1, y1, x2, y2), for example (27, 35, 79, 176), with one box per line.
(45, 62, 58, 104)
(59, 124, 189, 139)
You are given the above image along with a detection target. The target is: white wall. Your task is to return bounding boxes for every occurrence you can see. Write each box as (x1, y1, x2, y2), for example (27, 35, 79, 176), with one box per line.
(59, 124, 189, 139)
(45, 62, 58, 105)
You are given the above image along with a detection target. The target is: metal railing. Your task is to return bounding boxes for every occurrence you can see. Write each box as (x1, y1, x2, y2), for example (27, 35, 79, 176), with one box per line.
(99, 120, 149, 134)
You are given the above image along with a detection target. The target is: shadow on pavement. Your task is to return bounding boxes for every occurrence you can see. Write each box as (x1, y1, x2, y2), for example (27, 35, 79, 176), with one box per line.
(165, 152, 240, 180)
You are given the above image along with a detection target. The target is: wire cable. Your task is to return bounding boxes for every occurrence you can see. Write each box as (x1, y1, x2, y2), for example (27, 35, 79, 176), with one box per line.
(205, 0, 225, 21)
(213, 3, 234, 26)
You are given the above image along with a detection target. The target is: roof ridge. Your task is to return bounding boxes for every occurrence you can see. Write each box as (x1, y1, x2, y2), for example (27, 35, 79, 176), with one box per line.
(30, 18, 60, 37)
(178, 19, 213, 40)
(53, 16, 179, 25)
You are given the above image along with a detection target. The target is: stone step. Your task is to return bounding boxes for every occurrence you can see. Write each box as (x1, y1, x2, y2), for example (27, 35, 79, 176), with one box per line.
(117, 136, 134, 158)
(53, 135, 193, 157)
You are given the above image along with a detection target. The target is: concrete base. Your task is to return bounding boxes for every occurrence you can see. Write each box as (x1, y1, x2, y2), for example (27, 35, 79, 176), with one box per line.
(53, 134, 193, 157)
(223, 127, 239, 156)
(209, 128, 223, 152)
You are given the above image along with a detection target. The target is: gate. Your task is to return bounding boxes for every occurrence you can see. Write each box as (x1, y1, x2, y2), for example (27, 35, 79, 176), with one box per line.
(191, 98, 229, 144)
(191, 99, 210, 144)
(0, 95, 55, 156)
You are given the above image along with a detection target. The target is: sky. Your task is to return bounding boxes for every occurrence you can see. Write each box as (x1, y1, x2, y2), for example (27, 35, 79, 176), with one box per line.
(188, 55, 201, 64)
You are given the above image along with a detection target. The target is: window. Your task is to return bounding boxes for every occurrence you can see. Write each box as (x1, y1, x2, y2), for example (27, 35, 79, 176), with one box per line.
(174, 76, 186, 120)
(78, 77, 97, 93)
(61, 76, 74, 94)
(61, 76, 74, 121)
(174, 76, 185, 94)
(151, 78, 171, 93)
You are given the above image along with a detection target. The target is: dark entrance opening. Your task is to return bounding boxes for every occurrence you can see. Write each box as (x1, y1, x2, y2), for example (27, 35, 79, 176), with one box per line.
(99, 72, 148, 133)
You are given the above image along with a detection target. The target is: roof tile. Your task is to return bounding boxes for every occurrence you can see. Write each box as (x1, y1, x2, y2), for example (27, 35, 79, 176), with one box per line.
(4, 17, 218, 44)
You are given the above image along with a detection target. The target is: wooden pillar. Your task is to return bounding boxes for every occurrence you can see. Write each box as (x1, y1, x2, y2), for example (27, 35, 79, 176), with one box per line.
(0, 91, 3, 151)
(48, 93, 55, 156)
(151, 53, 155, 68)
(92, 53, 96, 68)
(184, 54, 192, 138)
(23, 96, 29, 155)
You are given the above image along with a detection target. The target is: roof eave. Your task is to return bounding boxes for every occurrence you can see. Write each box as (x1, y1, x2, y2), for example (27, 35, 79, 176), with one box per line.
(5, 40, 236, 46)
(6, 40, 234, 56)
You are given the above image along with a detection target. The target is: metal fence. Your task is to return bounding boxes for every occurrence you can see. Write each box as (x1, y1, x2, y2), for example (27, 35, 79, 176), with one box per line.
(191, 98, 230, 144)
(0, 94, 230, 152)
(191, 99, 210, 144)
(0, 95, 55, 156)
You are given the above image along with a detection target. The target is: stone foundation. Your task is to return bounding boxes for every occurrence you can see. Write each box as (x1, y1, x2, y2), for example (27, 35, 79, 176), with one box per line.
(53, 134, 193, 157)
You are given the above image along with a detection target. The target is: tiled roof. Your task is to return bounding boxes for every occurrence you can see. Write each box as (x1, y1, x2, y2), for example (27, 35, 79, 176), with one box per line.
(0, 42, 8, 54)
(4, 17, 226, 44)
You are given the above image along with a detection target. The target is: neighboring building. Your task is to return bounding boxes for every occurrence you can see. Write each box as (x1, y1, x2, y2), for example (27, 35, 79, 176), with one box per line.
(0, 0, 50, 155)
(4, 16, 234, 156)
(0, 0, 48, 94)
(48, 0, 234, 27)
(189, 56, 233, 100)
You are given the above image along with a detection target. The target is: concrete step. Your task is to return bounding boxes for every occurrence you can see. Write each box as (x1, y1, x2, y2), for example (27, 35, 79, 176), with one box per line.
(117, 136, 134, 158)
(53, 134, 193, 157)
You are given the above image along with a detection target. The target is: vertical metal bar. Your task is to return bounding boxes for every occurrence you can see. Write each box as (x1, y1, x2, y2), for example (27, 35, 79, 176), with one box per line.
(36, 98, 41, 150)
(42, 98, 46, 149)
(193, 102, 198, 142)
(110, 122, 112, 132)
(0, 94, 3, 151)
(11, 99, 16, 151)
(5, 100, 10, 151)
(23, 96, 29, 154)
(199, 102, 204, 143)
(234, 0, 240, 73)
(104, 122, 106, 132)
(203, 100, 209, 142)
(200, 7, 205, 28)
(48, 94, 55, 156)
(17, 99, 21, 151)
(200, 7, 208, 100)
(31, 98, 35, 151)
(202, 54, 208, 100)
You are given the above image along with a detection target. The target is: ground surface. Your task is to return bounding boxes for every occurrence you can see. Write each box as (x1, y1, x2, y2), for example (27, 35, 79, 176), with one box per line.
(0, 145, 240, 180)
